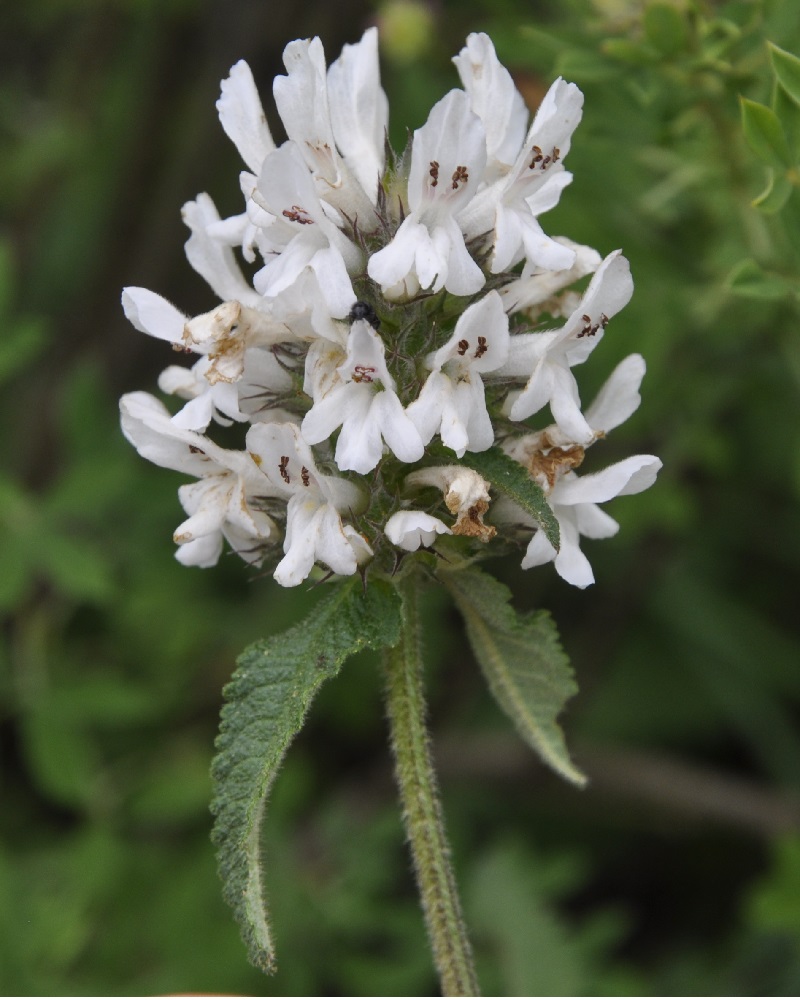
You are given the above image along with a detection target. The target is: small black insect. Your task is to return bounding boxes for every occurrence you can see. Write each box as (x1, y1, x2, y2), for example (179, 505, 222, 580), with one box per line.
(348, 300, 381, 330)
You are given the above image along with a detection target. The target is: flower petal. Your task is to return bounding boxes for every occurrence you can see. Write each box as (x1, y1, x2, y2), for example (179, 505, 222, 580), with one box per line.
(217, 60, 275, 174)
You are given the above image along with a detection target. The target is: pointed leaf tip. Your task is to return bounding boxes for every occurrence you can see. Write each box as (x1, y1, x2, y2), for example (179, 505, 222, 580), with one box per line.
(740, 97, 793, 169)
(442, 566, 585, 786)
(210, 579, 403, 973)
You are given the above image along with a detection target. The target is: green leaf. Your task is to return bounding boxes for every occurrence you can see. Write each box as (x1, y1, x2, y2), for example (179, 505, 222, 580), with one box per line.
(774, 83, 800, 162)
(726, 259, 793, 300)
(554, 49, 618, 83)
(740, 97, 793, 169)
(20, 697, 98, 807)
(601, 38, 659, 66)
(0, 317, 48, 385)
(210, 579, 403, 974)
(769, 43, 800, 107)
(460, 446, 560, 550)
(643, 3, 688, 58)
(442, 566, 585, 786)
(751, 169, 794, 214)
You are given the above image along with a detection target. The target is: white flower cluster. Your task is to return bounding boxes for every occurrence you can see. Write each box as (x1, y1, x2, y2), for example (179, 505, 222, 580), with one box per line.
(120, 30, 661, 589)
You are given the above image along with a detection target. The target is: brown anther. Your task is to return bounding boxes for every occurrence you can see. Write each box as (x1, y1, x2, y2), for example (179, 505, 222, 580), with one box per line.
(451, 165, 469, 190)
(456, 339, 470, 356)
(474, 336, 488, 359)
(188, 445, 205, 455)
(300, 466, 310, 487)
(429, 160, 439, 187)
(529, 145, 543, 168)
(600, 313, 609, 328)
(553, 146, 561, 162)
(577, 313, 601, 338)
(282, 204, 313, 225)
(351, 365, 376, 383)
(278, 456, 291, 483)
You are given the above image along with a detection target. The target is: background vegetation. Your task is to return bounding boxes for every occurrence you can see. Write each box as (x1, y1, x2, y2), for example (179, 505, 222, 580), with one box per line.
(2, 0, 800, 993)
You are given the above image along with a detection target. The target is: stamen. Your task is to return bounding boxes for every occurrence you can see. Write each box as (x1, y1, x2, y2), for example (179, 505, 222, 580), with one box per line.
(577, 313, 608, 338)
(457, 339, 470, 356)
(282, 204, 314, 225)
(474, 336, 488, 359)
(529, 145, 543, 168)
(429, 160, 439, 187)
(351, 365, 377, 383)
(451, 165, 469, 190)
(279, 456, 291, 483)
(528, 145, 560, 172)
(300, 466, 310, 487)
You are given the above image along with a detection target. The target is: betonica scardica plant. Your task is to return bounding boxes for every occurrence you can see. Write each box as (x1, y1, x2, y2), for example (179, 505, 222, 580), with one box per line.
(121, 30, 661, 995)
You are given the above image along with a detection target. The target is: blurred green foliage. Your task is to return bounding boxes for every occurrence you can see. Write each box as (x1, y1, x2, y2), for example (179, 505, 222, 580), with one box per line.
(2, 0, 800, 994)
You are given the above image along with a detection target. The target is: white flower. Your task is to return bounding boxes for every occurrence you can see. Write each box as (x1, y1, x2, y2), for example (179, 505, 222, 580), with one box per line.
(157, 346, 299, 431)
(407, 291, 509, 456)
(325, 27, 389, 205)
(368, 89, 487, 297)
(216, 60, 276, 174)
(182, 194, 264, 309)
(504, 353, 647, 470)
(119, 392, 278, 566)
(499, 250, 634, 442)
(157, 356, 246, 430)
(120, 29, 658, 589)
(247, 422, 371, 586)
(385, 510, 452, 551)
(453, 32, 528, 180)
(301, 319, 425, 474)
(404, 465, 495, 541)
(251, 142, 360, 317)
(499, 239, 602, 316)
(460, 76, 584, 274)
(121, 290, 303, 431)
(515, 455, 662, 588)
(273, 33, 384, 219)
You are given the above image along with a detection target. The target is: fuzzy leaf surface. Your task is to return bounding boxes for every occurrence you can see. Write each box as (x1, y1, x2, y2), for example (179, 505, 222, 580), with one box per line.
(210, 579, 403, 974)
(442, 566, 585, 786)
(461, 446, 560, 550)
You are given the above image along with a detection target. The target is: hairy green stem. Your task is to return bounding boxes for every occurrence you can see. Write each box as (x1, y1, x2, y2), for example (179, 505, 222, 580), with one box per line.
(384, 579, 480, 997)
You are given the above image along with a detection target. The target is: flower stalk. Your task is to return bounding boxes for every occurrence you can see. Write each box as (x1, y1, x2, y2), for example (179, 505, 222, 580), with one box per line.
(385, 577, 480, 997)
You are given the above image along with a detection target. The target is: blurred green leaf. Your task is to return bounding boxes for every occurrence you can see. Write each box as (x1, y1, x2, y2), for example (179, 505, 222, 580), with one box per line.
(644, 3, 689, 58)
(747, 838, 800, 933)
(727, 258, 794, 298)
(40, 533, 116, 604)
(602, 38, 658, 66)
(741, 97, 794, 168)
(769, 42, 800, 106)
(774, 82, 800, 162)
(129, 746, 212, 823)
(20, 697, 98, 807)
(751, 170, 795, 212)
(555, 48, 619, 83)
(0, 317, 48, 385)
